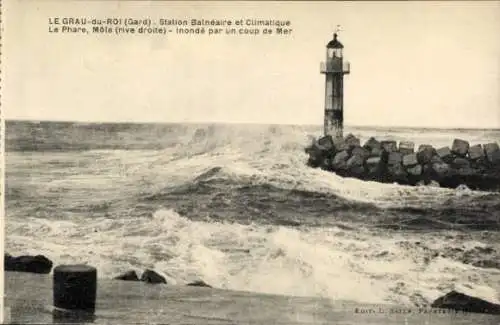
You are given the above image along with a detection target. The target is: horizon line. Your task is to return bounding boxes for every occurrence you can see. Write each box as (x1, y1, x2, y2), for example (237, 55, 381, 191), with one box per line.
(4, 118, 500, 131)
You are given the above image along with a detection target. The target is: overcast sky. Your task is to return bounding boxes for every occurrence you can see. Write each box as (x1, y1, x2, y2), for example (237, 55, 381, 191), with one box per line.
(3, 1, 500, 128)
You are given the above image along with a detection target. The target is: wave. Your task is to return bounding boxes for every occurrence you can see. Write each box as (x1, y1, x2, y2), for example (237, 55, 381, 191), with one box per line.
(6, 208, 500, 307)
(138, 165, 500, 231)
(5, 121, 500, 307)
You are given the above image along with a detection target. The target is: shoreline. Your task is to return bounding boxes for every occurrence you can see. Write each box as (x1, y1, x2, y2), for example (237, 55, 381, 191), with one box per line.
(4, 271, 500, 324)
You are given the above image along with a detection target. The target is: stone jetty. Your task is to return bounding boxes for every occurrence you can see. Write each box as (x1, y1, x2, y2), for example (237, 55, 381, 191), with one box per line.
(305, 134, 500, 191)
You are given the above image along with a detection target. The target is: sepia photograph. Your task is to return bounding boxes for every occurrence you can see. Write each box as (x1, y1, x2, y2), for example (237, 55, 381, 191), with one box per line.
(2, 1, 500, 324)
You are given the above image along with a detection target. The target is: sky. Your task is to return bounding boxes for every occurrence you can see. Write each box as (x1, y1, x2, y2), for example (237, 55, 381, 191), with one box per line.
(3, 1, 500, 128)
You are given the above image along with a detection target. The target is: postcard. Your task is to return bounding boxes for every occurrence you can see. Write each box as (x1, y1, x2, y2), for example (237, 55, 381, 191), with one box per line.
(2, 1, 500, 324)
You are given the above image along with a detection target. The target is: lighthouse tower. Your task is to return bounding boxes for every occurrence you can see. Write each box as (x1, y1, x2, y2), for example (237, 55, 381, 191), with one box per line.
(320, 31, 350, 138)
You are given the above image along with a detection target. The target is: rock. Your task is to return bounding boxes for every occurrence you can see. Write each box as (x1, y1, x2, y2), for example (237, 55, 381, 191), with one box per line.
(366, 156, 381, 166)
(436, 146, 452, 160)
(114, 270, 139, 281)
(484, 143, 500, 162)
(319, 157, 333, 171)
(187, 280, 212, 288)
(344, 133, 360, 148)
(305, 141, 326, 157)
(351, 146, 369, 160)
(317, 135, 334, 151)
(489, 150, 500, 165)
(363, 137, 381, 151)
(430, 155, 444, 164)
(370, 147, 383, 157)
(399, 141, 415, 155)
(5, 254, 53, 274)
(381, 140, 397, 152)
(468, 144, 484, 160)
(431, 162, 451, 178)
(452, 157, 470, 169)
(346, 153, 365, 176)
(332, 151, 349, 170)
(457, 167, 476, 176)
(388, 152, 403, 165)
(402, 153, 418, 167)
(387, 163, 407, 180)
(346, 154, 364, 169)
(406, 164, 422, 176)
(431, 290, 500, 315)
(333, 137, 348, 151)
(140, 269, 167, 284)
(452, 139, 470, 156)
(306, 155, 321, 168)
(417, 145, 436, 164)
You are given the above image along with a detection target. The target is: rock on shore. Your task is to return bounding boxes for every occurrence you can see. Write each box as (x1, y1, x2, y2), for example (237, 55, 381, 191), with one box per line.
(305, 135, 500, 191)
(114, 269, 167, 284)
(431, 291, 500, 315)
(114, 270, 140, 281)
(4, 253, 53, 274)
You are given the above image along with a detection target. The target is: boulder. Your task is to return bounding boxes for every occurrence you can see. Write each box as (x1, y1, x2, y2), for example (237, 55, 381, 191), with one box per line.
(370, 147, 383, 157)
(332, 151, 349, 170)
(187, 280, 212, 288)
(388, 152, 403, 166)
(399, 141, 415, 155)
(351, 146, 369, 160)
(436, 146, 452, 160)
(319, 157, 333, 171)
(381, 140, 397, 153)
(305, 142, 327, 161)
(430, 155, 444, 164)
(402, 153, 418, 167)
(452, 139, 470, 156)
(488, 150, 500, 165)
(344, 133, 361, 148)
(5, 254, 53, 274)
(484, 143, 500, 162)
(431, 162, 451, 178)
(333, 137, 348, 152)
(114, 270, 139, 281)
(406, 164, 422, 176)
(346, 154, 365, 176)
(140, 269, 167, 284)
(317, 135, 334, 151)
(365, 156, 386, 179)
(417, 144, 436, 165)
(452, 157, 470, 169)
(468, 144, 484, 160)
(387, 163, 407, 180)
(366, 156, 381, 167)
(306, 155, 321, 168)
(457, 167, 477, 176)
(363, 137, 381, 151)
(431, 290, 500, 315)
(346, 154, 364, 169)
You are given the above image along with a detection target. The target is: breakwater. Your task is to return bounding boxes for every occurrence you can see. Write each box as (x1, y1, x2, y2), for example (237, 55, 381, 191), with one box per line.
(305, 134, 500, 191)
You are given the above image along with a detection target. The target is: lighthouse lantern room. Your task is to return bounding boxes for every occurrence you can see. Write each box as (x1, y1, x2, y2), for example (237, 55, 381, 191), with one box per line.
(320, 31, 350, 138)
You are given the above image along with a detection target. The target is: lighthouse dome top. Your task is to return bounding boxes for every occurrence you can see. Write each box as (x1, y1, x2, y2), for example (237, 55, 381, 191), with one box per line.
(326, 33, 344, 49)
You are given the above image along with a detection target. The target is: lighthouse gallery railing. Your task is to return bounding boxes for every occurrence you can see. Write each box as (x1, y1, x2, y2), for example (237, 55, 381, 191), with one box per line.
(320, 61, 350, 74)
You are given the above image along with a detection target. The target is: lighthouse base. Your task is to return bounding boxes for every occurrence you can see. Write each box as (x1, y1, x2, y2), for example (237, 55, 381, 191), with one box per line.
(305, 134, 500, 192)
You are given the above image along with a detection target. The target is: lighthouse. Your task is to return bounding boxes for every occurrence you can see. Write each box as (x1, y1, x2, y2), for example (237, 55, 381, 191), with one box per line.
(320, 31, 350, 138)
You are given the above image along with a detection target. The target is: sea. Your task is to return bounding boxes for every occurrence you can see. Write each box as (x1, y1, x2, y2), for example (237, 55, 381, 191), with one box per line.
(4, 120, 500, 310)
